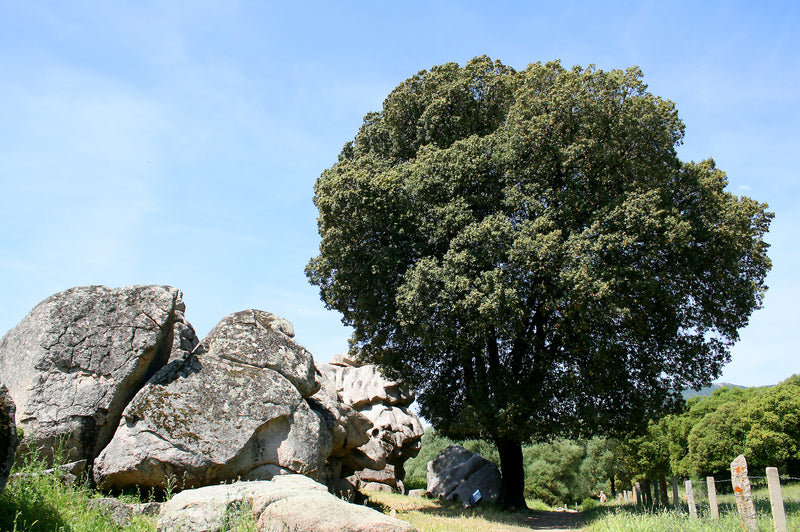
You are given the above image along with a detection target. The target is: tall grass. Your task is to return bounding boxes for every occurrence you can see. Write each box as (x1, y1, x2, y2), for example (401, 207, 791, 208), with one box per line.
(584, 505, 800, 531)
(583, 481, 800, 531)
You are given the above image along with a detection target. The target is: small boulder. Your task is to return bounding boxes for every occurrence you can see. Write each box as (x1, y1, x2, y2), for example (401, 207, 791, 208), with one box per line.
(427, 445, 501, 505)
(86, 498, 159, 528)
(357, 463, 398, 488)
(360, 481, 394, 494)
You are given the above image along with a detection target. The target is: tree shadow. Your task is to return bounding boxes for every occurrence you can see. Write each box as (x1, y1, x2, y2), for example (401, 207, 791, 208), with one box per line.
(0, 494, 70, 531)
(370, 496, 585, 530)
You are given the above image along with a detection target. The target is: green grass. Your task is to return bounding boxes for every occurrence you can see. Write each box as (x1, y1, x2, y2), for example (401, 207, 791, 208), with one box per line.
(3, 452, 797, 532)
(368, 481, 800, 532)
(366, 491, 584, 531)
(0, 466, 157, 531)
(0, 449, 269, 532)
(582, 504, 800, 531)
(582, 482, 800, 531)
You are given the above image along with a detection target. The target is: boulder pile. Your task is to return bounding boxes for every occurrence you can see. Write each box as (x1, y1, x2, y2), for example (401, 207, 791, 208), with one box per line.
(0, 285, 423, 502)
(0, 285, 194, 467)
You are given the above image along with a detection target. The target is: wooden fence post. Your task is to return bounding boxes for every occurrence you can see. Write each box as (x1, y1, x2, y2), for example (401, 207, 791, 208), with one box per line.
(671, 477, 679, 509)
(685, 479, 697, 519)
(731, 454, 758, 532)
(707, 476, 719, 520)
(766, 467, 788, 532)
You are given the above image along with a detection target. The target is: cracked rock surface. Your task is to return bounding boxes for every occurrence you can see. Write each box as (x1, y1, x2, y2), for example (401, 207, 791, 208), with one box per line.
(318, 360, 424, 492)
(94, 310, 331, 490)
(0, 285, 195, 465)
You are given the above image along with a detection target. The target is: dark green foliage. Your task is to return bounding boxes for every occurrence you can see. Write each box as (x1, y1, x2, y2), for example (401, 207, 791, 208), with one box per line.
(741, 380, 800, 472)
(307, 56, 773, 507)
(524, 439, 587, 505)
(617, 377, 800, 481)
(406, 429, 620, 505)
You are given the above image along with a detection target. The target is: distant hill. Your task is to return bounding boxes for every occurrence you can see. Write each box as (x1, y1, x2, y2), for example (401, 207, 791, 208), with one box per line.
(682, 382, 745, 400)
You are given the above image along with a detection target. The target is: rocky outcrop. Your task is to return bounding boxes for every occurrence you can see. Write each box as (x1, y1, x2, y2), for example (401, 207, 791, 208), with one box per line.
(0, 384, 18, 494)
(318, 359, 424, 493)
(321, 361, 414, 409)
(0, 286, 425, 501)
(426, 445, 501, 505)
(157, 475, 416, 532)
(307, 368, 373, 466)
(0, 285, 196, 465)
(94, 310, 331, 490)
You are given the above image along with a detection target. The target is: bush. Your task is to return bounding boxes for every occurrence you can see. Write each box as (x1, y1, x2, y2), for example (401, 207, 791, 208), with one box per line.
(581, 497, 599, 511)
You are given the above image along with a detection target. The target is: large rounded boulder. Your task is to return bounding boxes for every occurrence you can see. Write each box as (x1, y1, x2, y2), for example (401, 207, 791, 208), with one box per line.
(0, 285, 196, 465)
(427, 445, 501, 505)
(94, 310, 331, 490)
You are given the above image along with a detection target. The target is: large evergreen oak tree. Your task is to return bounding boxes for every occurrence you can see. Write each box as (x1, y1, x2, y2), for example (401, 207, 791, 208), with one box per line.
(307, 57, 772, 509)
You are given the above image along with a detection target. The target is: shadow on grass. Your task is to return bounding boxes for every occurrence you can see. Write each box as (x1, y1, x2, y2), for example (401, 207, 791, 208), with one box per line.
(0, 490, 70, 531)
(367, 494, 585, 530)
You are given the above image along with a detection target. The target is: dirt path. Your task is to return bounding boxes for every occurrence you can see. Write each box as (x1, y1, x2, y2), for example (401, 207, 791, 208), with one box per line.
(523, 510, 584, 530)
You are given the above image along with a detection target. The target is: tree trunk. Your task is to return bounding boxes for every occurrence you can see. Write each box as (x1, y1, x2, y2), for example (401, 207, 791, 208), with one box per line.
(495, 438, 529, 511)
(659, 474, 669, 507)
(642, 478, 652, 507)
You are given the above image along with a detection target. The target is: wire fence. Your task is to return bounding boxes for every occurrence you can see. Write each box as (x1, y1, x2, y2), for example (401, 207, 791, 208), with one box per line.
(623, 457, 797, 532)
(703, 475, 800, 494)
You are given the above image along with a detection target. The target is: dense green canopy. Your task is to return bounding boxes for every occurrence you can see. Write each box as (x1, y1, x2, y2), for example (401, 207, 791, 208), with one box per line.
(307, 56, 772, 507)
(617, 376, 800, 483)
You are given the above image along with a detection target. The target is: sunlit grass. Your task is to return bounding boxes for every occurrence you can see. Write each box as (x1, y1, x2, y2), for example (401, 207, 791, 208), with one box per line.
(0, 444, 158, 532)
(3, 451, 797, 532)
(583, 504, 800, 531)
(366, 490, 583, 531)
(0, 466, 156, 531)
(582, 481, 800, 532)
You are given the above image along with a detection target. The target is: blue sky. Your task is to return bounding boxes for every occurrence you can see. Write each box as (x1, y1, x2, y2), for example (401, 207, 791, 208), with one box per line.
(1, 1, 797, 388)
